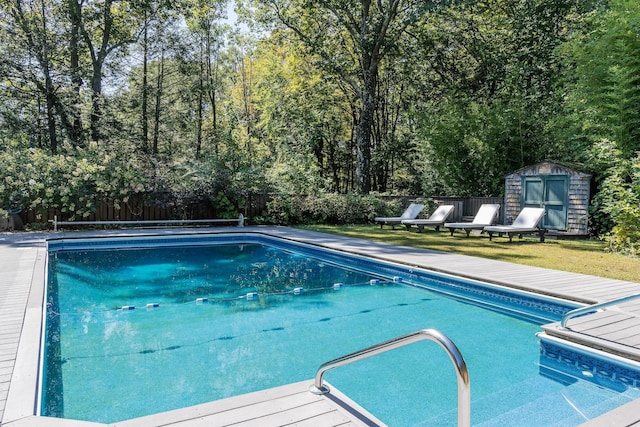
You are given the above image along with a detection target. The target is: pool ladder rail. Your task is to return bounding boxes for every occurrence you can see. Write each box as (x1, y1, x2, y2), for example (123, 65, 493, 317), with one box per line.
(560, 292, 640, 329)
(309, 328, 470, 427)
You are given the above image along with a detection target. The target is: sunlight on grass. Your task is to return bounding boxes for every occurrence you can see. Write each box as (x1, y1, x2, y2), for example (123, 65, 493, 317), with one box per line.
(298, 225, 640, 283)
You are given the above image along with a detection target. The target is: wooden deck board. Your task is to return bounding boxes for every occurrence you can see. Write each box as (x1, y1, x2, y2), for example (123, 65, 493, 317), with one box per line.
(580, 321, 640, 341)
(112, 381, 383, 427)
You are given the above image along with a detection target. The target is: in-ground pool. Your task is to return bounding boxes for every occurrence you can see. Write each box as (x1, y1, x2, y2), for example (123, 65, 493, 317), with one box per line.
(42, 233, 640, 426)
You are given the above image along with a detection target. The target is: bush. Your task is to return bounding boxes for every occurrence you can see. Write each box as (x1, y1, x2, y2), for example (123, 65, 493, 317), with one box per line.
(264, 193, 386, 225)
(595, 153, 640, 255)
(0, 142, 149, 220)
(0, 140, 249, 223)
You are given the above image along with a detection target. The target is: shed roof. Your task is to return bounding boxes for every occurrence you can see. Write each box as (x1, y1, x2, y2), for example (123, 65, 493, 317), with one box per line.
(505, 160, 591, 178)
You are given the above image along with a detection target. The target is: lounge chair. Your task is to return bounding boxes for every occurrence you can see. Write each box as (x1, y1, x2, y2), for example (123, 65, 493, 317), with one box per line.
(444, 204, 500, 237)
(401, 205, 455, 232)
(374, 203, 425, 229)
(483, 207, 547, 242)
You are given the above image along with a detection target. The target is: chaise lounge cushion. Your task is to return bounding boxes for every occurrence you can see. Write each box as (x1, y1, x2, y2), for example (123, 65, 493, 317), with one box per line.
(374, 203, 425, 229)
(483, 207, 547, 242)
(444, 204, 500, 237)
(401, 205, 455, 232)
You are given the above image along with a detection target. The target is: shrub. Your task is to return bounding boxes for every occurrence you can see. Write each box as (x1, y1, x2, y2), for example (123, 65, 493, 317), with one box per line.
(265, 194, 307, 224)
(0, 142, 149, 220)
(264, 193, 386, 225)
(596, 154, 640, 255)
(0, 141, 248, 223)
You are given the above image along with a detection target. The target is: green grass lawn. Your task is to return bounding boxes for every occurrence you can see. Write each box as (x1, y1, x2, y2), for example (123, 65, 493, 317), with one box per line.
(298, 224, 640, 283)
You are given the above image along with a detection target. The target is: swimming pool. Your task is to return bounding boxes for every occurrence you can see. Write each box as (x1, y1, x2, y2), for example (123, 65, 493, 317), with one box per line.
(42, 233, 640, 426)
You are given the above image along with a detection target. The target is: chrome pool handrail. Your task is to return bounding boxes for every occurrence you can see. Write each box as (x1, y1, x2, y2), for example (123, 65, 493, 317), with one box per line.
(561, 292, 640, 329)
(309, 328, 470, 427)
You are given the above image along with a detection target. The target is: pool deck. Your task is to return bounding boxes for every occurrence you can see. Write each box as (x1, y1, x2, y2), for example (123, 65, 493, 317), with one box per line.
(2, 226, 640, 426)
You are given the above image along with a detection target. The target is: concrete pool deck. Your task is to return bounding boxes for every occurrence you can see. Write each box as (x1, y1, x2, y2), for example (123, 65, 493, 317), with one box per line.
(2, 226, 640, 426)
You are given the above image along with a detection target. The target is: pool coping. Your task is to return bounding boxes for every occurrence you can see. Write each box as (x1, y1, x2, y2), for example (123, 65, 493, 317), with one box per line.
(2, 226, 640, 426)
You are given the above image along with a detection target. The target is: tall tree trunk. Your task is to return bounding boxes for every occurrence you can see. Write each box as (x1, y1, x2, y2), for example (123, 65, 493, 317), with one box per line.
(141, 14, 149, 153)
(196, 37, 204, 157)
(241, 56, 253, 157)
(356, 90, 374, 193)
(68, 0, 84, 146)
(152, 52, 164, 155)
(44, 73, 58, 153)
(90, 70, 103, 142)
(39, 0, 58, 153)
(12, 0, 59, 152)
(205, 30, 219, 157)
(85, 0, 114, 143)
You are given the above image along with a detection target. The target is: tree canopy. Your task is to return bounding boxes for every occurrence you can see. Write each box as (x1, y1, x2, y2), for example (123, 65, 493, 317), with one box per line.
(2, 0, 640, 252)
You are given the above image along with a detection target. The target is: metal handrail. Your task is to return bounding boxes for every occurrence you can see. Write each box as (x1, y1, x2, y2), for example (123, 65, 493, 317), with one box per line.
(561, 292, 640, 329)
(309, 328, 470, 427)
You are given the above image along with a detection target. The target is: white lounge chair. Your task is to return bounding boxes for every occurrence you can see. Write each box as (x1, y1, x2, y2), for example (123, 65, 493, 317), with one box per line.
(374, 203, 425, 229)
(444, 204, 500, 237)
(483, 207, 547, 242)
(401, 205, 455, 232)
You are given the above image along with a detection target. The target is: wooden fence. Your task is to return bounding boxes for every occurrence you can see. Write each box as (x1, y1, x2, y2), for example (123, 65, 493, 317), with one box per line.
(19, 194, 217, 226)
(15, 194, 504, 228)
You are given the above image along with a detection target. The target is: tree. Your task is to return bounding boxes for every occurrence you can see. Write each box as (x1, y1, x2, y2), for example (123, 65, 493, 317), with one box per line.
(181, 0, 230, 157)
(2, 0, 68, 152)
(251, 0, 433, 193)
(73, 0, 142, 142)
(250, 33, 353, 192)
(412, 0, 577, 196)
(1, 0, 150, 149)
(556, 0, 640, 246)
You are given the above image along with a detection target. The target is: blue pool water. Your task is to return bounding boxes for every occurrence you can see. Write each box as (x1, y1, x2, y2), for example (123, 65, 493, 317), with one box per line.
(42, 236, 640, 425)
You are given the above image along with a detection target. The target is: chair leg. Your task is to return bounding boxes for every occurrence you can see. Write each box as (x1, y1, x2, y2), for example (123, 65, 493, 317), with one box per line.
(539, 230, 546, 242)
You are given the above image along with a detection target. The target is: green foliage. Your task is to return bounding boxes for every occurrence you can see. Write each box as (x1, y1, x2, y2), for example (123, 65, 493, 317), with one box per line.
(559, 0, 640, 162)
(0, 141, 148, 219)
(264, 193, 384, 225)
(1, 0, 639, 257)
(249, 34, 354, 193)
(0, 138, 252, 221)
(413, 0, 575, 197)
(211, 191, 241, 218)
(595, 153, 640, 255)
(556, 0, 640, 250)
(264, 194, 304, 225)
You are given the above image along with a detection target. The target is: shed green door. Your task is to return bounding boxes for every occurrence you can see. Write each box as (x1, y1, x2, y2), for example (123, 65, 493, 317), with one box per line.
(522, 175, 568, 230)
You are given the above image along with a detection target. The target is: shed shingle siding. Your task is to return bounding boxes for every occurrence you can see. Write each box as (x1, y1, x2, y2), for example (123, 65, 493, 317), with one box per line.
(504, 162, 591, 235)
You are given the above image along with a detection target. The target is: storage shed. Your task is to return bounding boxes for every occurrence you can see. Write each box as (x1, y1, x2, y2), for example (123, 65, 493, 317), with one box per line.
(504, 161, 591, 235)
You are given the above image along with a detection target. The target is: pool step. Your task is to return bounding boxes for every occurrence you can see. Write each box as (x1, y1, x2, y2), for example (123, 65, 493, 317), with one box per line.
(475, 384, 638, 427)
(417, 376, 639, 426)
